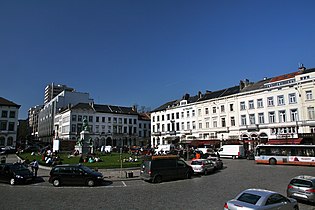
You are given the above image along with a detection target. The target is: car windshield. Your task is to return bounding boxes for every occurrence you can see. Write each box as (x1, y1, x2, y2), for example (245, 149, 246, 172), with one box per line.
(237, 193, 261, 205)
(9, 164, 28, 171)
(290, 179, 313, 188)
(81, 165, 95, 173)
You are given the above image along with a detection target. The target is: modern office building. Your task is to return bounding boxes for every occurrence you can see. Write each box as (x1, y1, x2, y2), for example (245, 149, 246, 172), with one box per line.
(0, 97, 21, 148)
(44, 83, 74, 105)
(28, 105, 43, 141)
(54, 103, 151, 148)
(151, 66, 315, 150)
(38, 90, 93, 143)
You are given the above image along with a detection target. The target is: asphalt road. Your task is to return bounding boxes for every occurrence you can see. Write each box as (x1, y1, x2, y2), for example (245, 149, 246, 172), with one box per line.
(1, 157, 315, 210)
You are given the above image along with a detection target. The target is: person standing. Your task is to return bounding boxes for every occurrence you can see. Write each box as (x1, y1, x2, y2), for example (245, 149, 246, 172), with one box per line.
(31, 159, 39, 177)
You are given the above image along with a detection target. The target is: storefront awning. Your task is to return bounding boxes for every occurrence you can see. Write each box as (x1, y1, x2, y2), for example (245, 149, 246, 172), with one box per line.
(267, 138, 303, 145)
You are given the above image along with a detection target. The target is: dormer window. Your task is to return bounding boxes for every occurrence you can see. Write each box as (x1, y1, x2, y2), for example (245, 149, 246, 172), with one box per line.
(180, 100, 187, 106)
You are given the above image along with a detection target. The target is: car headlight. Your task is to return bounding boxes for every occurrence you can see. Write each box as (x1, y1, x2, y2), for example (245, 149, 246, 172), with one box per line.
(97, 176, 103, 179)
(16, 175, 23, 179)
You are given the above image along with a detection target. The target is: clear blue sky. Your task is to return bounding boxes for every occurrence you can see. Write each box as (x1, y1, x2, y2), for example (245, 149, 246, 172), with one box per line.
(1, 0, 315, 119)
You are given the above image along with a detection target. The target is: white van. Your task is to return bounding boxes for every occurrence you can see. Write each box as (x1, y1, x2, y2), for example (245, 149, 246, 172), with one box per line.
(218, 145, 245, 159)
(155, 144, 175, 154)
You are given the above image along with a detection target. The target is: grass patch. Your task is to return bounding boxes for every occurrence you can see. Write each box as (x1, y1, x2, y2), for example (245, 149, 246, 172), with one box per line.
(18, 152, 142, 169)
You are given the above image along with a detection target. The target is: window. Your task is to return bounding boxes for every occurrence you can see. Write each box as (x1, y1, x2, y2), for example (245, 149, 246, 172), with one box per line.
(221, 118, 226, 127)
(257, 99, 263, 108)
(176, 112, 179, 119)
(1, 111, 7, 118)
(240, 102, 246, 110)
(213, 121, 217, 128)
(181, 122, 185, 130)
(118, 118, 122, 124)
(134, 119, 137, 124)
(289, 93, 296, 104)
(0, 121, 6, 130)
(248, 100, 254, 109)
(186, 111, 190, 118)
(88, 116, 93, 122)
(96, 116, 99, 122)
(157, 116, 160, 122)
(161, 115, 164, 121)
(71, 124, 76, 133)
(9, 111, 15, 118)
(102, 117, 105, 123)
(258, 113, 264, 124)
(269, 112, 275, 123)
(198, 109, 202, 116)
(167, 114, 170, 120)
(231, 117, 235, 126)
(181, 112, 184, 118)
(249, 114, 255, 125)
(113, 117, 117, 123)
(152, 116, 155, 122)
(267, 97, 274, 106)
(176, 122, 180, 130)
(129, 119, 132, 124)
(306, 90, 313, 100)
(279, 110, 286, 123)
(187, 122, 190, 130)
(78, 115, 82, 122)
(205, 108, 209, 115)
(205, 122, 209, 128)
(161, 124, 165, 132)
(7, 137, 13, 146)
(192, 110, 195, 117)
(108, 117, 111, 123)
(171, 113, 175, 120)
(308, 107, 315, 120)
(221, 105, 225, 113)
(241, 115, 246, 126)
(199, 122, 202, 129)
(8, 122, 14, 131)
(72, 115, 77, 122)
(290, 109, 298, 122)
(277, 95, 285, 106)
(0, 137, 4, 146)
(192, 121, 196, 129)
(212, 107, 216, 114)
(230, 104, 234, 111)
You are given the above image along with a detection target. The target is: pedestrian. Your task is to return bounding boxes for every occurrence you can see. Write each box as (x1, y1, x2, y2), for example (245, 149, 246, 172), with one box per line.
(31, 159, 39, 177)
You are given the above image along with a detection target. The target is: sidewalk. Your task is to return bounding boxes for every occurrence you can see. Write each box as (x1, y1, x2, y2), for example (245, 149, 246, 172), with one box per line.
(2, 154, 141, 182)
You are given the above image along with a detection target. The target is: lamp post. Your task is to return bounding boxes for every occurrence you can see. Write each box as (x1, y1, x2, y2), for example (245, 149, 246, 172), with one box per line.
(221, 134, 224, 147)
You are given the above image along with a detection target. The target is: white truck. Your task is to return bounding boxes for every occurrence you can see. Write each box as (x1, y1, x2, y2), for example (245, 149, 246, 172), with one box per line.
(155, 144, 175, 154)
(218, 145, 245, 159)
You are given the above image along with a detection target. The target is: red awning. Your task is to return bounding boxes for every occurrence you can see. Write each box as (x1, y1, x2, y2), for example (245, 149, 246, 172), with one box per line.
(267, 138, 303, 145)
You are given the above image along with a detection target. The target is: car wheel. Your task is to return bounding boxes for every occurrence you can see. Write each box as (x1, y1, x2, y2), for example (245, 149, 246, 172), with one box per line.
(87, 179, 95, 187)
(186, 172, 192, 179)
(10, 178, 15, 185)
(53, 179, 61, 187)
(204, 170, 208, 175)
(154, 175, 162, 183)
(269, 158, 277, 165)
(294, 205, 299, 210)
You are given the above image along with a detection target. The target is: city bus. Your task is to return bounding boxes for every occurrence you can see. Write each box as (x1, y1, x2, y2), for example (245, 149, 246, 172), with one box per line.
(255, 144, 315, 166)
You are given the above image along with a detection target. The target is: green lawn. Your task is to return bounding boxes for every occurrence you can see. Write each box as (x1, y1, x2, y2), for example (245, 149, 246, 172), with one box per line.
(18, 152, 142, 169)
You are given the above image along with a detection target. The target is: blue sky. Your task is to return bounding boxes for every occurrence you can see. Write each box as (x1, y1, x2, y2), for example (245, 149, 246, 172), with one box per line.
(1, 0, 315, 119)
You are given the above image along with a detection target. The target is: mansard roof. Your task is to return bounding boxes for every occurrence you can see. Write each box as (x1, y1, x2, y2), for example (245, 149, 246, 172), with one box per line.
(0, 97, 21, 108)
(152, 66, 315, 112)
(65, 103, 138, 115)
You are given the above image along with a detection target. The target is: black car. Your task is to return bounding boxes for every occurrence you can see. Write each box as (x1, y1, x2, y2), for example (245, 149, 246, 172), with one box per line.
(49, 164, 103, 187)
(140, 155, 193, 183)
(0, 163, 33, 185)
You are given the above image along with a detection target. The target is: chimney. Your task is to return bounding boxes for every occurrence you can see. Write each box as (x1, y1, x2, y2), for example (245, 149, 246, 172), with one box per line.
(298, 64, 306, 72)
(198, 91, 202, 99)
(132, 105, 137, 112)
(239, 80, 245, 90)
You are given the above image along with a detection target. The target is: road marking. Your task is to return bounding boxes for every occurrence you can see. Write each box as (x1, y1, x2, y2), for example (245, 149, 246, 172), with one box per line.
(122, 181, 127, 187)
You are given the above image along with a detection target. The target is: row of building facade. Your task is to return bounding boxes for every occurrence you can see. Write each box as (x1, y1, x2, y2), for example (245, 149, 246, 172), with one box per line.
(1, 66, 315, 151)
(150, 66, 315, 150)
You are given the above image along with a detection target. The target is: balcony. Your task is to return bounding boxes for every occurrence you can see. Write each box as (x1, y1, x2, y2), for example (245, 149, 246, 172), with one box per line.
(152, 132, 161, 136)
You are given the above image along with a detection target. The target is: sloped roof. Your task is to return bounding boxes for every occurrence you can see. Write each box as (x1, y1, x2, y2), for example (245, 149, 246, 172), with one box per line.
(68, 103, 138, 115)
(269, 71, 301, 83)
(0, 97, 21, 108)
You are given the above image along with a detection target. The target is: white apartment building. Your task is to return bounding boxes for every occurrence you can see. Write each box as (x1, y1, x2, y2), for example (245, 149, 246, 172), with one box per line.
(38, 90, 93, 143)
(0, 97, 20, 148)
(54, 103, 151, 148)
(151, 66, 315, 150)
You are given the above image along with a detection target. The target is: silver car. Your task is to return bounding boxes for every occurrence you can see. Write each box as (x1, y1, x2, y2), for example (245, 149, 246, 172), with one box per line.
(287, 175, 315, 204)
(190, 159, 214, 175)
(224, 189, 299, 210)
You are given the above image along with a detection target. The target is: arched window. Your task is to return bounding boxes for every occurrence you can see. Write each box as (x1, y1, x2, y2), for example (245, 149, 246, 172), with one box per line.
(7, 136, 13, 146)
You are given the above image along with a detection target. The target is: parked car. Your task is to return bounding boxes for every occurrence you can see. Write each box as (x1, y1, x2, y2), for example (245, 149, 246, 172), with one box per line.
(207, 154, 223, 170)
(190, 159, 215, 175)
(49, 164, 103, 187)
(0, 163, 33, 185)
(287, 175, 315, 204)
(140, 155, 193, 183)
(224, 188, 299, 210)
